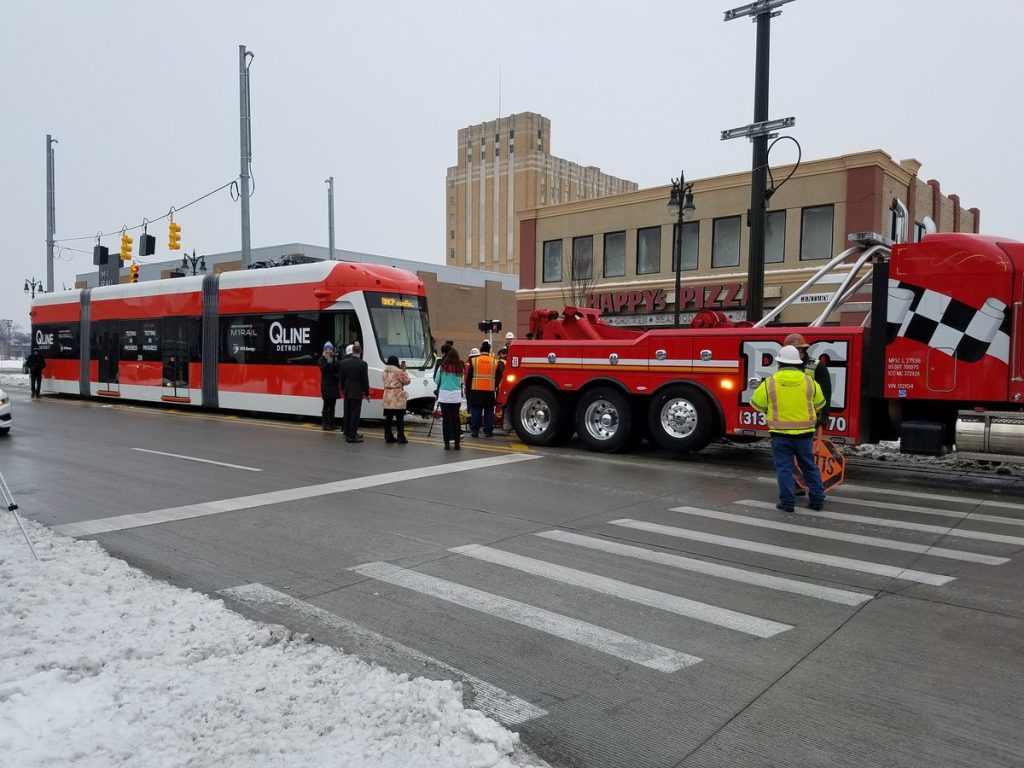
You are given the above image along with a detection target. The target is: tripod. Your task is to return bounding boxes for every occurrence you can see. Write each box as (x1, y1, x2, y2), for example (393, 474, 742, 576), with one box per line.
(1, 470, 38, 561)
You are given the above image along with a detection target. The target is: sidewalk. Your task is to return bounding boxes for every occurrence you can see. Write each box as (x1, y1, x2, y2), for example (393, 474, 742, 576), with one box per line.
(0, 513, 545, 767)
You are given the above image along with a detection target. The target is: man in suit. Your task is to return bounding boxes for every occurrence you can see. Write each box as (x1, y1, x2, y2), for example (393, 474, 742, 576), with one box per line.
(339, 341, 371, 443)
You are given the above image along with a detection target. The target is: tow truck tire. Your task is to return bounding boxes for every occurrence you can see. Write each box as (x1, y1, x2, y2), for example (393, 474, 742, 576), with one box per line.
(512, 384, 565, 446)
(648, 385, 714, 452)
(575, 387, 631, 453)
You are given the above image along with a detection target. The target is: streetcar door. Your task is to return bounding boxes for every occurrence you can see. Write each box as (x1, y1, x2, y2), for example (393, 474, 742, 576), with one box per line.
(96, 321, 120, 392)
(162, 317, 190, 398)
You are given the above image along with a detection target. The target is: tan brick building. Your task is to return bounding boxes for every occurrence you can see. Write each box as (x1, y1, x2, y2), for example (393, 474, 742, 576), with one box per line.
(445, 112, 636, 276)
(515, 150, 980, 332)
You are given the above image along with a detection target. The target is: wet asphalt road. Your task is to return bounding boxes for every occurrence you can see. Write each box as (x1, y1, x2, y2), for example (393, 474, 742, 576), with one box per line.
(3, 384, 1024, 768)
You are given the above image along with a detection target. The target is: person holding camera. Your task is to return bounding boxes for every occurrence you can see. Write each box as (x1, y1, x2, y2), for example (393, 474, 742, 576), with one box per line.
(317, 342, 341, 431)
(382, 355, 410, 444)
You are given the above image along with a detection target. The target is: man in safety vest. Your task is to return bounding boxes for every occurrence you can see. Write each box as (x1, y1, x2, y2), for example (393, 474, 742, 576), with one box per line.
(465, 340, 497, 437)
(751, 344, 827, 513)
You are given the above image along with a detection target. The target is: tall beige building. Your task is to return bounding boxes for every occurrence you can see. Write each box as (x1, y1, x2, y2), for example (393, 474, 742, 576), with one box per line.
(445, 112, 636, 275)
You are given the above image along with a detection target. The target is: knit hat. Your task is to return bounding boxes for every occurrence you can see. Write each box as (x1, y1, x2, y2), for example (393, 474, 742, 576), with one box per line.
(323, 341, 334, 350)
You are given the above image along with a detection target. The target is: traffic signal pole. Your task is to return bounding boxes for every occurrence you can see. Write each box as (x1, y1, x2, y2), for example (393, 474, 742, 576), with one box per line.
(45, 135, 57, 292)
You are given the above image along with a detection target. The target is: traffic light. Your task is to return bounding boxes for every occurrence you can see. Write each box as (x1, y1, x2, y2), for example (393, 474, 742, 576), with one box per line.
(168, 219, 182, 250)
(120, 231, 133, 262)
(129, 263, 140, 283)
(138, 233, 156, 256)
(93, 244, 109, 265)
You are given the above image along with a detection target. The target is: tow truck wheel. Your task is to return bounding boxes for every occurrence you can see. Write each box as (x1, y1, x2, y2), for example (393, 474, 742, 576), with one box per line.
(648, 385, 713, 452)
(575, 387, 631, 452)
(512, 384, 566, 446)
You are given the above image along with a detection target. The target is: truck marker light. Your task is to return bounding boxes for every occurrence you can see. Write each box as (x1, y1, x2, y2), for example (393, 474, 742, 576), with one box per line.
(506, 374, 517, 384)
(720, 378, 735, 391)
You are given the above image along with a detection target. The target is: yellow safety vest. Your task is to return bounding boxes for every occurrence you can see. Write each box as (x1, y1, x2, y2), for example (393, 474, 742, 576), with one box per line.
(469, 354, 496, 391)
(751, 369, 825, 434)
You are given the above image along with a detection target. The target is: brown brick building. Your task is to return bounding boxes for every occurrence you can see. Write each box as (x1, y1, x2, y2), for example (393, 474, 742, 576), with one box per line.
(515, 150, 980, 331)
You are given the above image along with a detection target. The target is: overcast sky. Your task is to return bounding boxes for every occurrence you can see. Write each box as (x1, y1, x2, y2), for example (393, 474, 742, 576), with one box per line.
(3, 0, 1022, 330)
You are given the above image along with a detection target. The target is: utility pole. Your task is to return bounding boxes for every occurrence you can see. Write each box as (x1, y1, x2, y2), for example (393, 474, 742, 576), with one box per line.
(45, 135, 57, 292)
(239, 45, 254, 268)
(326, 176, 336, 260)
(722, 0, 796, 322)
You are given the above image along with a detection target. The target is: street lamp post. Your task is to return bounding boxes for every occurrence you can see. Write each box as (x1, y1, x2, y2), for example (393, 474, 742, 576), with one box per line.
(181, 250, 207, 276)
(24, 277, 45, 299)
(668, 172, 696, 328)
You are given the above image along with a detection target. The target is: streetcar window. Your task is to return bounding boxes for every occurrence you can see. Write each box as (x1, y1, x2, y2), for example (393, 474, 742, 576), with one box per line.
(364, 293, 433, 369)
(320, 310, 362, 355)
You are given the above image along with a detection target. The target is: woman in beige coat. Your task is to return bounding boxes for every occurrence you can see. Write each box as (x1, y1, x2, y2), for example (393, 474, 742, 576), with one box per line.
(382, 355, 411, 443)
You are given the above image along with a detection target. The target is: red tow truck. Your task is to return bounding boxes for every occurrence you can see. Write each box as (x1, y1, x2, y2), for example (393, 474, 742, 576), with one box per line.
(498, 230, 1024, 460)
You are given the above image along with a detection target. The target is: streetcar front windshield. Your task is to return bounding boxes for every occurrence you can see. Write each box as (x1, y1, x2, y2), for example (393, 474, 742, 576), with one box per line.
(366, 293, 433, 369)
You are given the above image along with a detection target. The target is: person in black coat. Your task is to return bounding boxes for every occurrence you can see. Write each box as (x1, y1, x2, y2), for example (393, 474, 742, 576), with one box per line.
(25, 348, 46, 399)
(339, 341, 371, 443)
(317, 342, 341, 431)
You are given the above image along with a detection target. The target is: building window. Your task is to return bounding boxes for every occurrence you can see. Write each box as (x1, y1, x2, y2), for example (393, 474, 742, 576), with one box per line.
(448, 179, 455, 190)
(543, 240, 563, 283)
(672, 220, 700, 272)
(449, 230, 455, 241)
(915, 221, 926, 242)
(509, 128, 515, 139)
(449, 248, 455, 260)
(712, 216, 741, 268)
(509, 142, 514, 154)
(800, 204, 834, 261)
(603, 231, 626, 277)
(448, 213, 455, 225)
(765, 210, 786, 264)
(636, 226, 661, 275)
(572, 236, 593, 280)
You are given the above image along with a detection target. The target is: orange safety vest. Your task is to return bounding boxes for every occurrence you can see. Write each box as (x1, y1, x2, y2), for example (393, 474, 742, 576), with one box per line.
(469, 354, 496, 391)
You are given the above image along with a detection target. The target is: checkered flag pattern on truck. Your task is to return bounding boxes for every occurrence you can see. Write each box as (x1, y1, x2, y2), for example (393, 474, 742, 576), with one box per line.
(886, 279, 1010, 364)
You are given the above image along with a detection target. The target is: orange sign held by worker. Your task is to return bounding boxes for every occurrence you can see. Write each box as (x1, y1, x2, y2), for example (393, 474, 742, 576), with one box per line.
(795, 435, 846, 491)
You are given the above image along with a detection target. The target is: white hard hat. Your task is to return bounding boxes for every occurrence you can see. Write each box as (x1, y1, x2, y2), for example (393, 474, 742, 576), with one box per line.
(505, 331, 515, 340)
(775, 345, 805, 366)
(345, 344, 354, 356)
(469, 347, 480, 356)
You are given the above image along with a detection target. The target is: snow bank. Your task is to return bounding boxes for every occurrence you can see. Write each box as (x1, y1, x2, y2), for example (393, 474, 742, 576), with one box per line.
(0, 373, 29, 388)
(0, 515, 543, 767)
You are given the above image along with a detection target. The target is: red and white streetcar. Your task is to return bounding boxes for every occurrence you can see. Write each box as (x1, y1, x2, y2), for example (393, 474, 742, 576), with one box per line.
(30, 261, 438, 418)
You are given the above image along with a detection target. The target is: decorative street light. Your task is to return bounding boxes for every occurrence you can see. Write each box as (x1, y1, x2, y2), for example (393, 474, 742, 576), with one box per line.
(24, 277, 45, 299)
(181, 249, 207, 276)
(667, 171, 696, 328)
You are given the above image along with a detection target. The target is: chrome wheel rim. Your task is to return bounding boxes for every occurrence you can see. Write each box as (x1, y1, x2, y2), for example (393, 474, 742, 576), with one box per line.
(520, 397, 551, 436)
(660, 398, 697, 439)
(583, 399, 619, 441)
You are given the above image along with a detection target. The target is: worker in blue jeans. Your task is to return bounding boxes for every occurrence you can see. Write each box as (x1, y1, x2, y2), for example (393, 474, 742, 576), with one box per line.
(751, 345, 826, 513)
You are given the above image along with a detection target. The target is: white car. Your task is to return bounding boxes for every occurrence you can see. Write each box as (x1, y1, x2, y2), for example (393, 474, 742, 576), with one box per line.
(0, 387, 11, 435)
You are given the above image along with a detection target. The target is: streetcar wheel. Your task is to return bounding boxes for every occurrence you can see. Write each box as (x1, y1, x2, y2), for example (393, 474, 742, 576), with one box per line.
(647, 385, 714, 452)
(575, 387, 631, 453)
(512, 385, 566, 446)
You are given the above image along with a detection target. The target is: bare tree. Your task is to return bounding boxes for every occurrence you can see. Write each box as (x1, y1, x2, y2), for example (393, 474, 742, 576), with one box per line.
(560, 239, 596, 310)
(0, 319, 12, 359)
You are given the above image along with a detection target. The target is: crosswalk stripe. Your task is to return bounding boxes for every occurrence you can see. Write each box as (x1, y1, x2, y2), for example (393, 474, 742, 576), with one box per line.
(609, 519, 955, 586)
(449, 544, 791, 638)
(748, 503, 1024, 547)
(757, 477, 1024, 516)
(823, 495, 1024, 528)
(219, 583, 547, 725)
(535, 530, 873, 606)
(687, 504, 1008, 565)
(351, 561, 701, 672)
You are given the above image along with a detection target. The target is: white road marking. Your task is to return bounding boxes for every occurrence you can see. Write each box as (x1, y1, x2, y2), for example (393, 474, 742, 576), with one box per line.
(757, 477, 1024, 516)
(536, 530, 873, 606)
(823, 494, 1024, 528)
(351, 561, 701, 672)
(132, 447, 263, 472)
(449, 544, 791, 638)
(219, 583, 547, 726)
(776, 506, 1024, 547)
(52, 454, 538, 537)
(609, 519, 955, 586)
(720, 503, 1008, 565)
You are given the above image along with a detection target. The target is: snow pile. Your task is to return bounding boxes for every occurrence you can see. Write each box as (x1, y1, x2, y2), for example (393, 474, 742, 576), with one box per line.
(0, 515, 542, 767)
(0, 373, 29, 388)
(0, 359, 27, 373)
(846, 439, 1024, 476)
